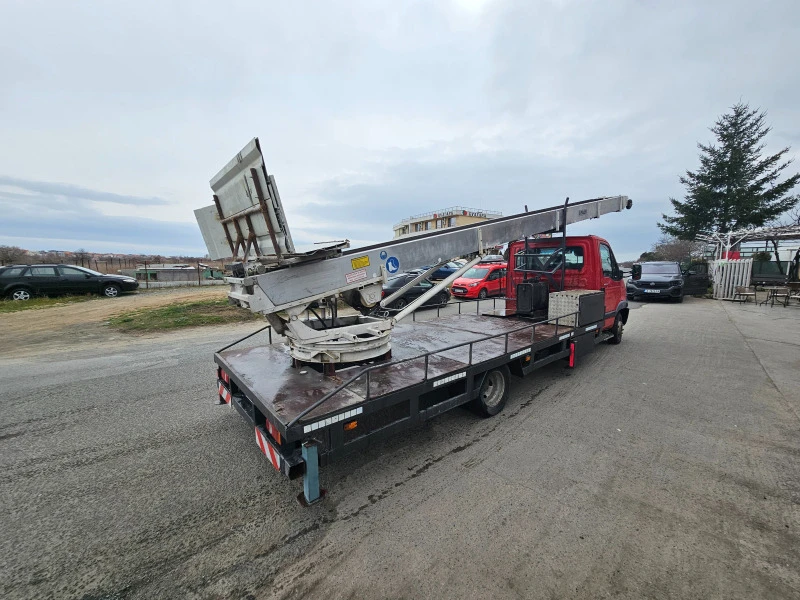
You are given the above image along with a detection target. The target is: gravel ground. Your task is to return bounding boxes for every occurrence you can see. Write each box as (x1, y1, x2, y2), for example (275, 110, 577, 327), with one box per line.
(0, 286, 227, 358)
(0, 296, 798, 599)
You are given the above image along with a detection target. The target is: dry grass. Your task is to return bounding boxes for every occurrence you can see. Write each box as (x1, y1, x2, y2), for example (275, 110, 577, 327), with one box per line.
(107, 298, 261, 332)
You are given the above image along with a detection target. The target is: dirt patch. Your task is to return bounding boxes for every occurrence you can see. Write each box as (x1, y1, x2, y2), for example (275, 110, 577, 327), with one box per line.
(0, 287, 231, 358)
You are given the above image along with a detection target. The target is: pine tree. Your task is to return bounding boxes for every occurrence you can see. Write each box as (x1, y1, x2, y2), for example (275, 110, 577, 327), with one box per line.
(659, 102, 800, 239)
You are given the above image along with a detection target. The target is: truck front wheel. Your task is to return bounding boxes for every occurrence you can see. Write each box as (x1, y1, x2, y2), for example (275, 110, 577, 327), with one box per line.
(473, 365, 510, 417)
(608, 314, 623, 345)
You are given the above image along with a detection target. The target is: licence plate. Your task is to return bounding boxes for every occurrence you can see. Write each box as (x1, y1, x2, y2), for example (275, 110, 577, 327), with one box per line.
(643, 289, 661, 293)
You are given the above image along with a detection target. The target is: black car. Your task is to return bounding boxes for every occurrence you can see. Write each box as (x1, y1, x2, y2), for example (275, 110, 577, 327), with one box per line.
(626, 261, 709, 302)
(0, 264, 139, 300)
(381, 273, 451, 310)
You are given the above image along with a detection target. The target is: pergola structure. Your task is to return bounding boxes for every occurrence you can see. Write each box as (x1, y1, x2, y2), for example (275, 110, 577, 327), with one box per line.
(697, 224, 800, 280)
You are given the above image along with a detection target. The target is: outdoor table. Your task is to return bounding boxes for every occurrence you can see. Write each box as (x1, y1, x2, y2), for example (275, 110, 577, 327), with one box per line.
(759, 286, 787, 307)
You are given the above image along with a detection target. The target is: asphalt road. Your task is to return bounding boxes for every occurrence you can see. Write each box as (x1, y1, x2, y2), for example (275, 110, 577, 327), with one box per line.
(1, 297, 798, 599)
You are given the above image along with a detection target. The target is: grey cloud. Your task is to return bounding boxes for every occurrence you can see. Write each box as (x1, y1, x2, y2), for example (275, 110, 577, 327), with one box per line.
(0, 179, 201, 255)
(0, 176, 170, 207)
(0, 208, 205, 255)
(293, 145, 675, 260)
(1, 0, 799, 262)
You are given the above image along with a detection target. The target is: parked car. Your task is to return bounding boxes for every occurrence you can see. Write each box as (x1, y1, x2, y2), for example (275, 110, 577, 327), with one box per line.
(420, 261, 462, 280)
(626, 261, 709, 302)
(451, 264, 507, 300)
(0, 264, 139, 300)
(381, 273, 451, 309)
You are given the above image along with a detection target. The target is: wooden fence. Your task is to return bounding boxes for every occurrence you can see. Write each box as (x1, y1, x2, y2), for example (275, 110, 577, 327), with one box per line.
(710, 259, 753, 299)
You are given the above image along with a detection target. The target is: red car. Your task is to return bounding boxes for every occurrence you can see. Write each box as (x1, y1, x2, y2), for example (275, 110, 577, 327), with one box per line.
(451, 264, 507, 299)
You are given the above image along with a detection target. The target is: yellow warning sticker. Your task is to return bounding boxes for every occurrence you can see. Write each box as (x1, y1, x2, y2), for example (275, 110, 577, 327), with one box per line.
(350, 255, 370, 270)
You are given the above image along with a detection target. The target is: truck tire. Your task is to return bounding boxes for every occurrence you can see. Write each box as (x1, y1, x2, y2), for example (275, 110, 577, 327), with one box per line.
(473, 365, 510, 417)
(608, 314, 623, 345)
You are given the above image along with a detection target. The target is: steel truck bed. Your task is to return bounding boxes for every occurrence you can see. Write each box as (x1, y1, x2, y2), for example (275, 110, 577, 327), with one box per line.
(213, 302, 608, 504)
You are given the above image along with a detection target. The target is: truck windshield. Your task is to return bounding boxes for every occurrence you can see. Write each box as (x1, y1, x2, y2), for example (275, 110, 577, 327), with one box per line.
(461, 267, 490, 280)
(641, 264, 680, 274)
(515, 246, 584, 271)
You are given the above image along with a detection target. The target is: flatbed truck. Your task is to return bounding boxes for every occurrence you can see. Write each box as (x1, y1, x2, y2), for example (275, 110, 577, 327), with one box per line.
(214, 233, 629, 505)
(196, 137, 633, 505)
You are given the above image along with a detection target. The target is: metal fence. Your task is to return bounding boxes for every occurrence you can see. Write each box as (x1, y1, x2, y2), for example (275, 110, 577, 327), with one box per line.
(710, 259, 753, 299)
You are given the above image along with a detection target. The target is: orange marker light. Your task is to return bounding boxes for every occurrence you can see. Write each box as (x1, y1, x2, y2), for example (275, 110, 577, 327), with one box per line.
(344, 421, 358, 431)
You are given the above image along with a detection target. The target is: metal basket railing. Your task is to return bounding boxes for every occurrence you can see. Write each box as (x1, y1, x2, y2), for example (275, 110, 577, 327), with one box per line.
(285, 302, 578, 428)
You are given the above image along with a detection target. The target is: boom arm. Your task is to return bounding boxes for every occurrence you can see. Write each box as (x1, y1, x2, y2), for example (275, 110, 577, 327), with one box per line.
(233, 195, 632, 316)
(198, 138, 632, 366)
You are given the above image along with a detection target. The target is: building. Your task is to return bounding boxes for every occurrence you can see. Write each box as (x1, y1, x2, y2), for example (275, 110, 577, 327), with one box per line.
(393, 206, 502, 239)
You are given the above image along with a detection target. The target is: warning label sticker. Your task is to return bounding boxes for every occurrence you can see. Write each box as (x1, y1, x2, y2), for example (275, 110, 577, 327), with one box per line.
(350, 255, 370, 270)
(345, 269, 367, 284)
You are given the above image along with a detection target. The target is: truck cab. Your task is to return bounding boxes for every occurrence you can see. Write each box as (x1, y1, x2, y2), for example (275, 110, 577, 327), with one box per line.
(504, 235, 628, 331)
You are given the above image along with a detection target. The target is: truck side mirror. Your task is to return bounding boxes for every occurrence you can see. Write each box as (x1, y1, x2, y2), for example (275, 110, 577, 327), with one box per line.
(631, 264, 642, 280)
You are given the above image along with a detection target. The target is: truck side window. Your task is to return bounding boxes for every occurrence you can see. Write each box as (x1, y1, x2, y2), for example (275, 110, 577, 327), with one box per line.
(515, 247, 584, 271)
(599, 244, 614, 277)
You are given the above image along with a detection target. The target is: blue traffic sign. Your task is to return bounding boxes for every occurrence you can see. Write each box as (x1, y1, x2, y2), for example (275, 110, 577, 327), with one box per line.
(379, 250, 388, 260)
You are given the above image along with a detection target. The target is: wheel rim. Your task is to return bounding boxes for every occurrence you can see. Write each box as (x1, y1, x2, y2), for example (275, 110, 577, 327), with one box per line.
(616, 318, 623, 339)
(104, 286, 119, 297)
(481, 371, 506, 408)
(12, 289, 30, 301)
(439, 293, 448, 305)
(479, 289, 488, 299)
(395, 298, 407, 309)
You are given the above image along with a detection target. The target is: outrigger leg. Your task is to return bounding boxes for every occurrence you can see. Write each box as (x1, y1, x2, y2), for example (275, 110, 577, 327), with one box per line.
(298, 440, 325, 506)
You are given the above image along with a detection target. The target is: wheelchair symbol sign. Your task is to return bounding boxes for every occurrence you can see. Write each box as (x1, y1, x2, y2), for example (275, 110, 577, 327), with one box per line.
(385, 257, 400, 274)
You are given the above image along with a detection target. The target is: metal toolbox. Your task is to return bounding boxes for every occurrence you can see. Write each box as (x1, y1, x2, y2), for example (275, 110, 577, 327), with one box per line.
(547, 290, 605, 327)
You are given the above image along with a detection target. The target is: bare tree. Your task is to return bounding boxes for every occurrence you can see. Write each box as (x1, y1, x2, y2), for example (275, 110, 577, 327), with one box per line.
(0, 245, 27, 265)
(74, 248, 90, 267)
(651, 235, 705, 263)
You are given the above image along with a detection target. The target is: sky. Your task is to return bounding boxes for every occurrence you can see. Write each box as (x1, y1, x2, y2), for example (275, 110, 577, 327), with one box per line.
(1, 0, 799, 261)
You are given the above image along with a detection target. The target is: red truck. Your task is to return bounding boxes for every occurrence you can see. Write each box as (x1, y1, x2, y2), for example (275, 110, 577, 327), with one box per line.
(505, 235, 628, 340)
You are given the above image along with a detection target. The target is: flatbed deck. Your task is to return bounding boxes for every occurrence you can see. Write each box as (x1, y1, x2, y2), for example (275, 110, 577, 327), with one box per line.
(216, 313, 572, 428)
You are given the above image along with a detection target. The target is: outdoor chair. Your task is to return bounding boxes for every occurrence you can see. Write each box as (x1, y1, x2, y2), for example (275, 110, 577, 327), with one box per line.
(773, 286, 790, 307)
(789, 283, 800, 305)
(731, 286, 756, 303)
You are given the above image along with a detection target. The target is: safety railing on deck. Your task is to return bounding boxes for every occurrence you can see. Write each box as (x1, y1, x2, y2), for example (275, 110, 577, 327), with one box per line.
(285, 300, 578, 429)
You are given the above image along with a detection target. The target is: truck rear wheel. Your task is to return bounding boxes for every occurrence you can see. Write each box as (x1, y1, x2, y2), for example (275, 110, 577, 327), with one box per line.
(473, 365, 510, 417)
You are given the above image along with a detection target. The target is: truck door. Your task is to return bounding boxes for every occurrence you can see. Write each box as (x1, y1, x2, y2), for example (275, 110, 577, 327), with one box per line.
(599, 243, 623, 329)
